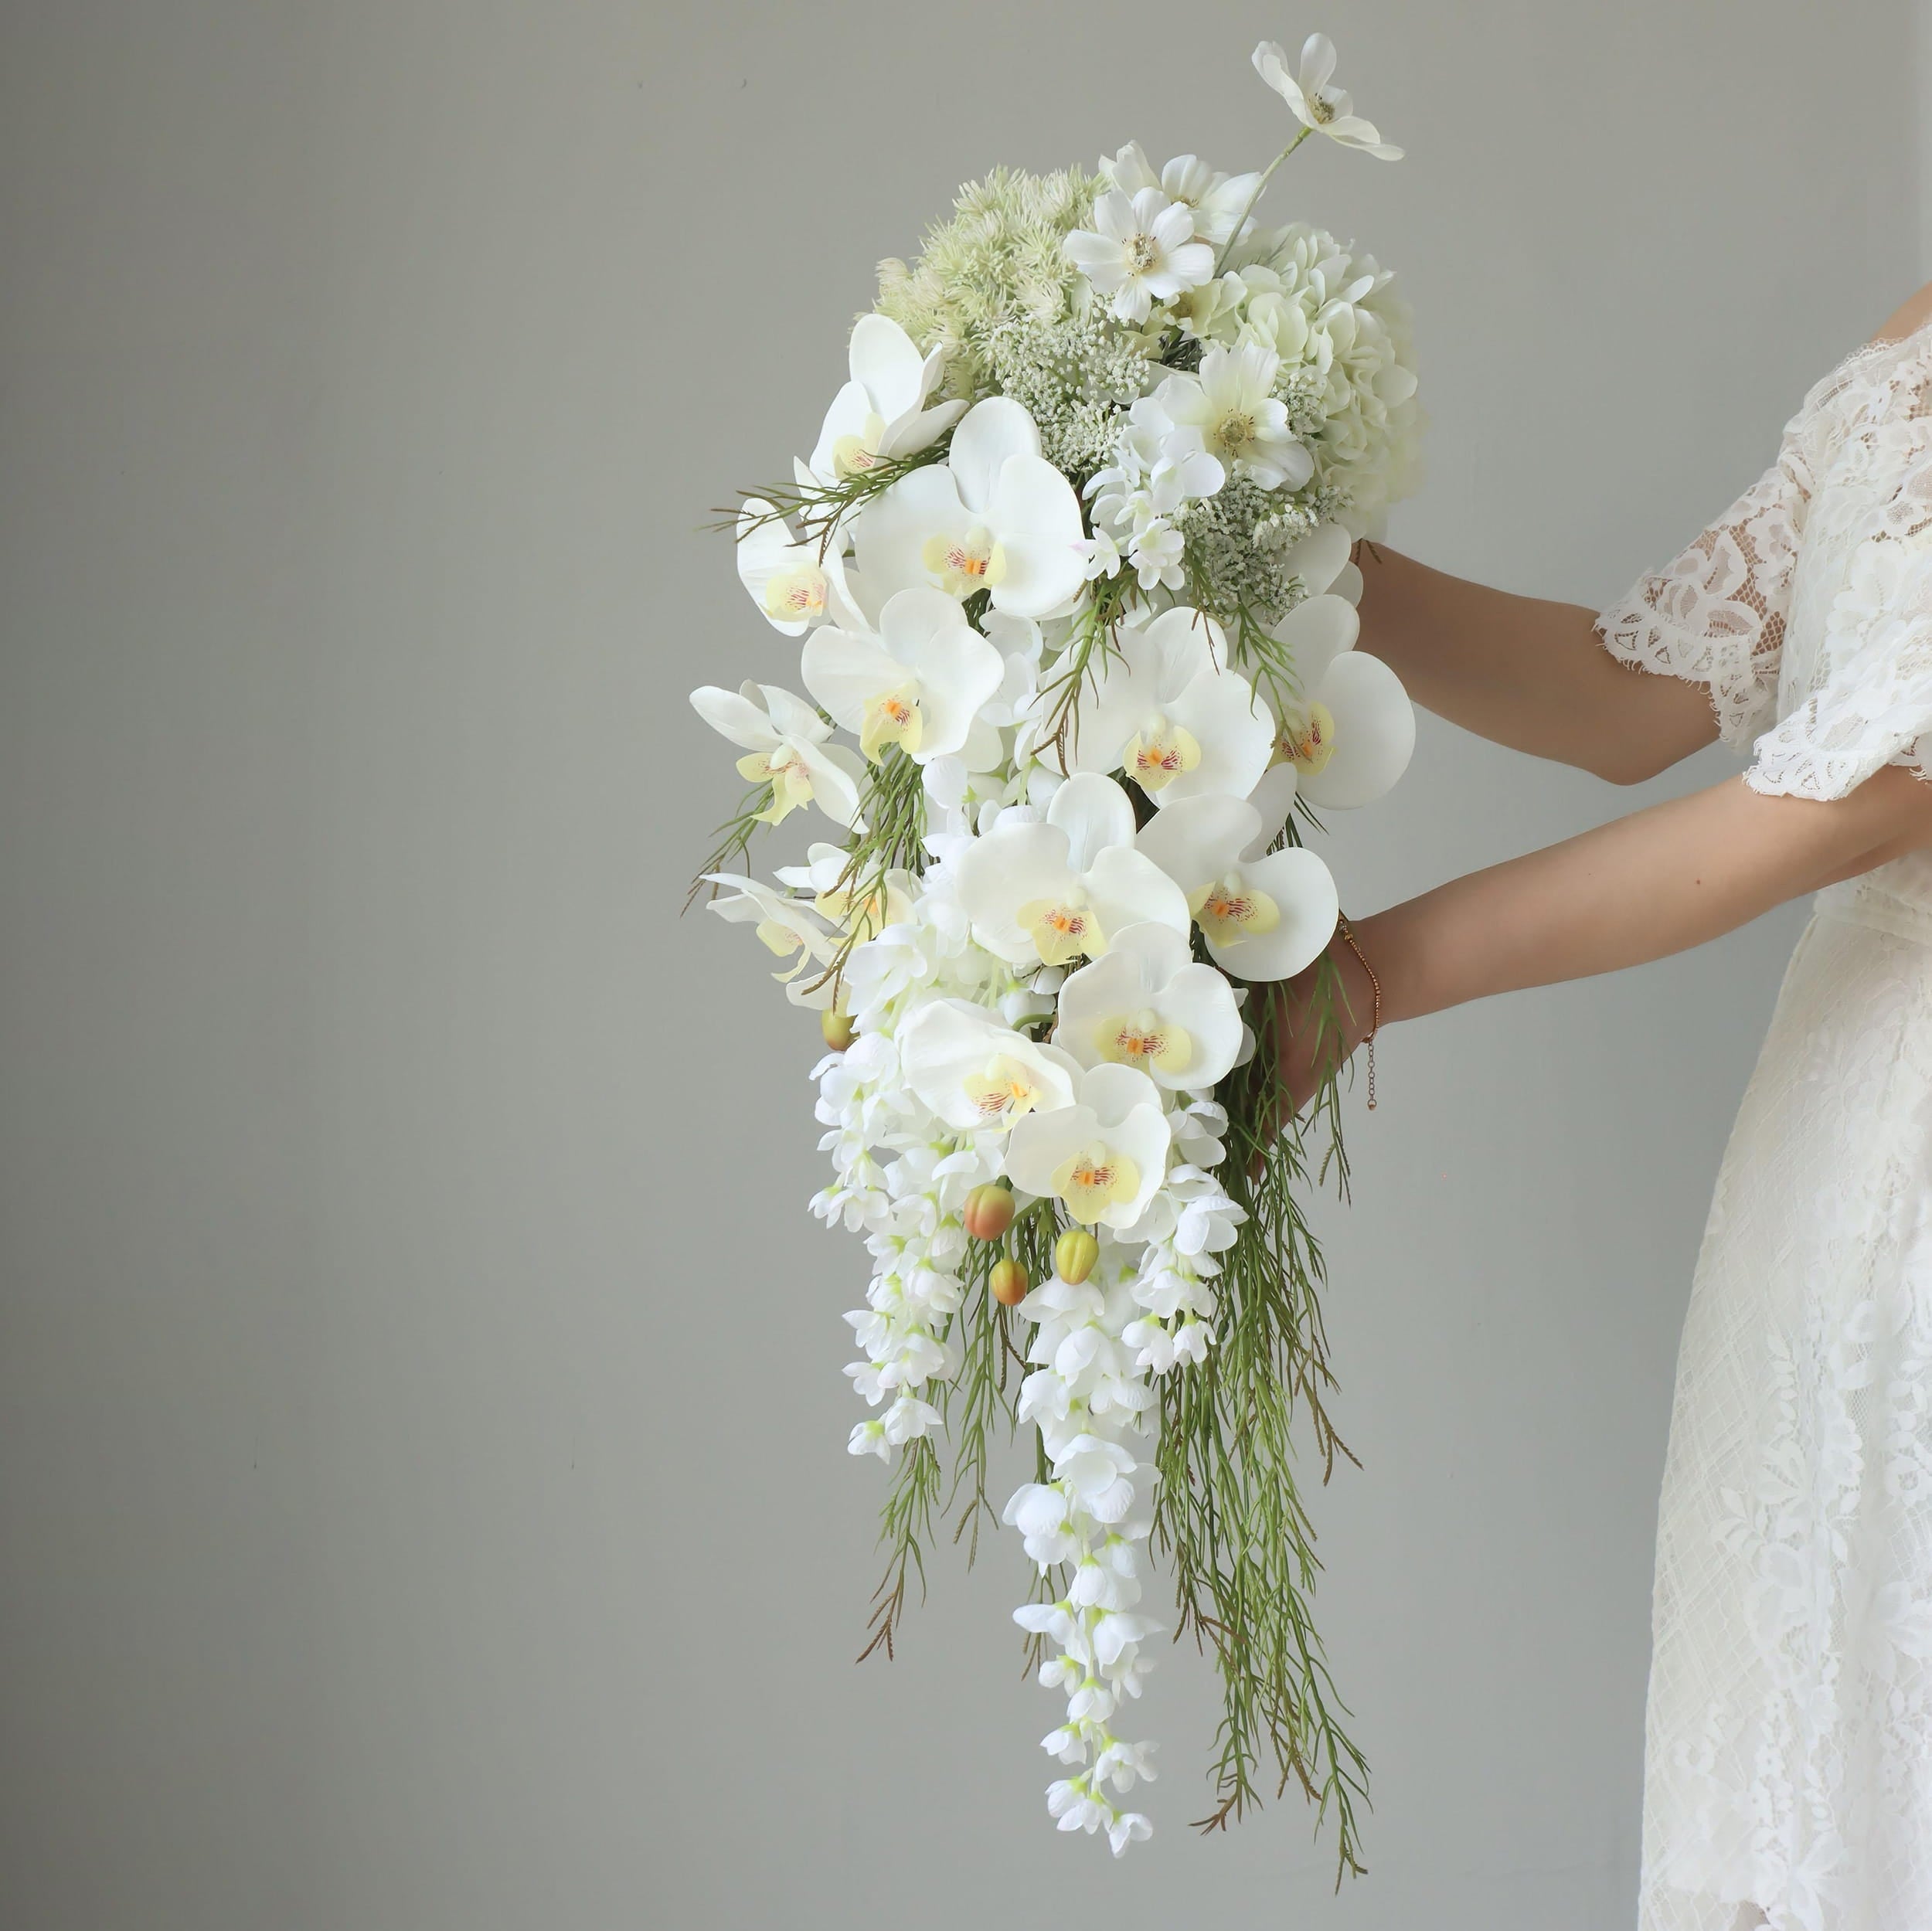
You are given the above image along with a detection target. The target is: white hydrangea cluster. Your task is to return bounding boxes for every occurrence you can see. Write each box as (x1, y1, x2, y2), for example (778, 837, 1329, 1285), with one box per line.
(691, 33, 1418, 1852)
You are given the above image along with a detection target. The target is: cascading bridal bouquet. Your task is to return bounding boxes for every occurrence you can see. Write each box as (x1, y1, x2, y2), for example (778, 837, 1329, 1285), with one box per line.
(689, 33, 1420, 1868)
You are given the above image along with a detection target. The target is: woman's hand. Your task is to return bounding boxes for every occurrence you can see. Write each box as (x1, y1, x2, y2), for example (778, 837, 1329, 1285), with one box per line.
(1263, 923, 1381, 1129)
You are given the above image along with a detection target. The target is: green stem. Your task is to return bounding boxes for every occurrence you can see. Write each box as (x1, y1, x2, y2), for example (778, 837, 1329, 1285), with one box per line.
(1212, 128, 1313, 276)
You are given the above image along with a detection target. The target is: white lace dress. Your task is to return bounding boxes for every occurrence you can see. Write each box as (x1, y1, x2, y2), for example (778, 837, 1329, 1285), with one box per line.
(1598, 321, 1932, 1931)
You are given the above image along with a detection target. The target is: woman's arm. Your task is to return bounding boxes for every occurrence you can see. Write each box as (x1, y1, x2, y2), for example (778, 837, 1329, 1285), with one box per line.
(1354, 546, 1720, 784)
(1271, 765, 1932, 1110)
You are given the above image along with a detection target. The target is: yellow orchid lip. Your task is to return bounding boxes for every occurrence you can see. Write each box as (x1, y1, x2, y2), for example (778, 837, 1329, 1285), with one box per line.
(962, 1056, 1048, 1124)
(1049, 1141, 1141, 1224)
(859, 683, 923, 763)
(1098, 1008, 1192, 1075)
(762, 562, 829, 624)
(1123, 716, 1202, 792)
(1019, 896, 1104, 968)
(1190, 873, 1281, 945)
(1274, 699, 1336, 776)
(921, 525, 1008, 599)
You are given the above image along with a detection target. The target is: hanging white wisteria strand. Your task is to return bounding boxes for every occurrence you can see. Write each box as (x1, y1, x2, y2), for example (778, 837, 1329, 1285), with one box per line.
(690, 33, 1421, 1869)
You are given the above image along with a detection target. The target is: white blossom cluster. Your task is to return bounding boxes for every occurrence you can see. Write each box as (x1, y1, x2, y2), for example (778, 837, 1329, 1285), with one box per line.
(690, 33, 1418, 1851)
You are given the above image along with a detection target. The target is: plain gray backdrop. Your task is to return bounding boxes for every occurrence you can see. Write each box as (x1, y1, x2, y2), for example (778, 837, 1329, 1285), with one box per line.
(1, 3, 1925, 1927)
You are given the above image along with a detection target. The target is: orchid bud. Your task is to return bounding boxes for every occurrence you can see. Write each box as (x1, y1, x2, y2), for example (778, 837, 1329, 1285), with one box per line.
(962, 1182, 1015, 1243)
(1054, 1229, 1099, 1285)
(990, 1258, 1029, 1307)
(820, 1009, 855, 1052)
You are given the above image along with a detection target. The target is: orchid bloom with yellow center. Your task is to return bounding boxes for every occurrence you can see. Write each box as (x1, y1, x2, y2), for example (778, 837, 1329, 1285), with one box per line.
(920, 525, 1008, 598)
(1273, 699, 1336, 777)
(1123, 714, 1202, 792)
(898, 1001, 1081, 1137)
(689, 682, 865, 830)
(1135, 790, 1339, 983)
(1055, 920, 1243, 1091)
(734, 500, 862, 639)
(1005, 1062, 1172, 1232)
(699, 870, 841, 1011)
(802, 587, 1005, 771)
(808, 313, 965, 488)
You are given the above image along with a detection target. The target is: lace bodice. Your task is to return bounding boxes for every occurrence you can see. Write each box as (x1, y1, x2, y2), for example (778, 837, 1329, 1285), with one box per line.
(1599, 321, 1932, 933)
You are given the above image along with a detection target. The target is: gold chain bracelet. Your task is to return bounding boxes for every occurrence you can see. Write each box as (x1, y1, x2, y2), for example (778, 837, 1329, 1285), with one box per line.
(1334, 916, 1382, 1110)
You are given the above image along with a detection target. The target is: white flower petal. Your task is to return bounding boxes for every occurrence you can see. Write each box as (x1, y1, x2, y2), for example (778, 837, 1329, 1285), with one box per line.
(1299, 651, 1415, 808)
(1201, 848, 1338, 982)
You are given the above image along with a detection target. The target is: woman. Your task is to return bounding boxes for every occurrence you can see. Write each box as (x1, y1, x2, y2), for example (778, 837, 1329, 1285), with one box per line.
(1284, 284, 1932, 1931)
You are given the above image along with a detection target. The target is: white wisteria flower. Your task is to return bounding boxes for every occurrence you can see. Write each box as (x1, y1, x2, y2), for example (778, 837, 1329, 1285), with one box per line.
(1065, 607, 1275, 807)
(954, 773, 1189, 969)
(900, 998, 1082, 1134)
(1252, 34, 1403, 160)
(689, 681, 866, 828)
(1053, 921, 1244, 1092)
(808, 312, 967, 485)
(1136, 791, 1339, 981)
(852, 398, 1089, 620)
(1005, 1062, 1172, 1229)
(733, 502, 864, 636)
(1063, 187, 1216, 325)
(1097, 142, 1261, 246)
(801, 587, 1004, 764)
(1154, 342, 1311, 491)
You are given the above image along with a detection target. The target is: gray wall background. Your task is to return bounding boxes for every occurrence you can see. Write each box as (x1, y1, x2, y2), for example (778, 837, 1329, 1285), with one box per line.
(0, 4, 1920, 1927)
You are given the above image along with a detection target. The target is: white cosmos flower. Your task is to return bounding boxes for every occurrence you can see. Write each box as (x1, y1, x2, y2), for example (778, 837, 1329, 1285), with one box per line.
(1155, 342, 1310, 491)
(1063, 187, 1216, 325)
(1253, 34, 1403, 160)
(801, 587, 1004, 765)
(900, 998, 1083, 1135)
(1097, 143, 1261, 246)
(851, 398, 1089, 620)
(733, 502, 865, 636)
(689, 681, 866, 827)
(1005, 1062, 1172, 1229)
(701, 871, 841, 1008)
(1136, 792, 1338, 982)
(808, 312, 966, 486)
(1054, 921, 1243, 1092)
(1065, 607, 1275, 808)
(954, 773, 1189, 970)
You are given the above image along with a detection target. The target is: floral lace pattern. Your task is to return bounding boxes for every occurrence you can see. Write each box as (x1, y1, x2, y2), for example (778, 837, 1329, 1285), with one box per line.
(1598, 326, 1932, 801)
(1614, 325, 1932, 1930)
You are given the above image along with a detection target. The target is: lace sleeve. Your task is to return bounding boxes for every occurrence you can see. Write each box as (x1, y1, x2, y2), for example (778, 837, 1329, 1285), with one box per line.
(1595, 444, 1811, 751)
(1745, 531, 1932, 800)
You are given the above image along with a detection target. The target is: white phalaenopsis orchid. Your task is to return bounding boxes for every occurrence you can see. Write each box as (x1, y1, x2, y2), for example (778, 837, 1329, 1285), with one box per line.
(852, 398, 1089, 620)
(1054, 921, 1244, 1092)
(1063, 187, 1216, 325)
(689, 682, 866, 827)
(733, 502, 864, 636)
(1136, 789, 1340, 981)
(1097, 143, 1262, 246)
(802, 587, 1004, 765)
(1271, 648, 1416, 809)
(808, 312, 967, 486)
(954, 773, 1189, 969)
(1253, 34, 1403, 160)
(700, 871, 840, 1008)
(1005, 1062, 1172, 1229)
(1155, 342, 1311, 491)
(1066, 607, 1276, 807)
(900, 998, 1082, 1134)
